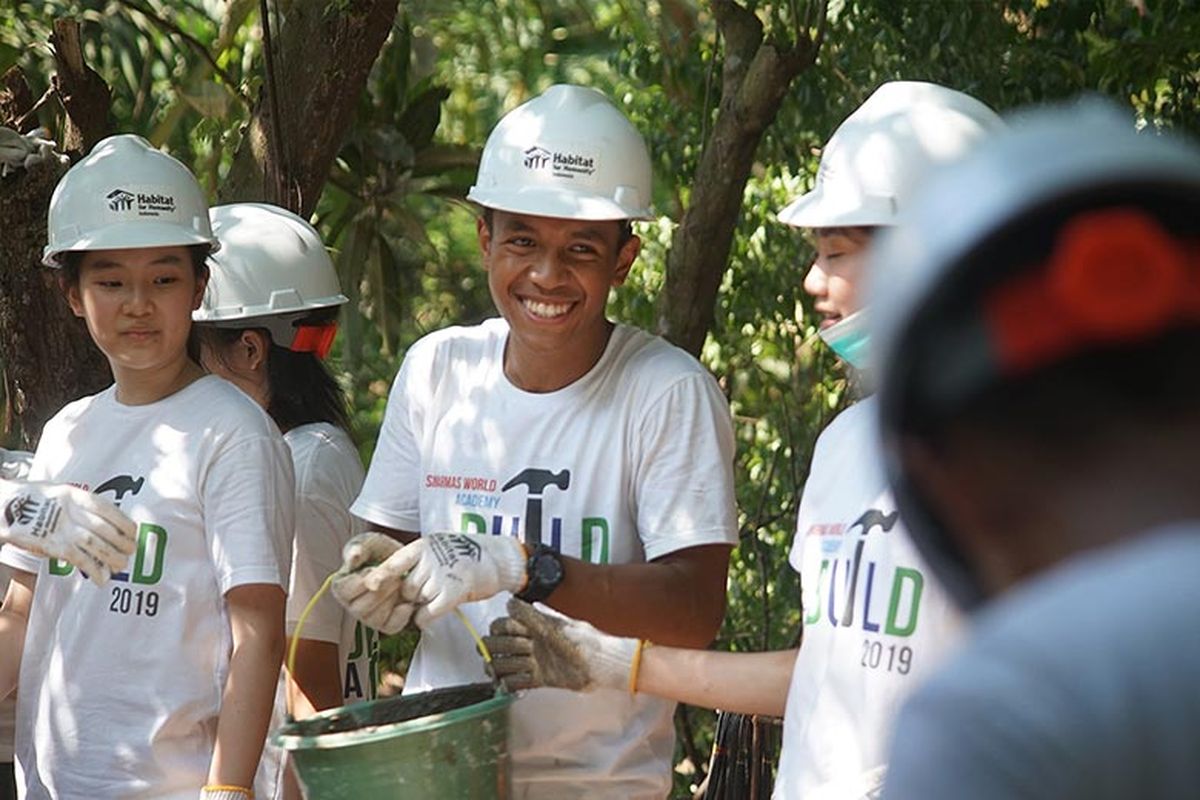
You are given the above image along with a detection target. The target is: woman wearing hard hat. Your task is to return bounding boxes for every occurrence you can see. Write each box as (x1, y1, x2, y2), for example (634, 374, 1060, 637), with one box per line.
(480, 81, 1005, 799)
(872, 102, 1200, 800)
(193, 202, 373, 799)
(0, 135, 294, 800)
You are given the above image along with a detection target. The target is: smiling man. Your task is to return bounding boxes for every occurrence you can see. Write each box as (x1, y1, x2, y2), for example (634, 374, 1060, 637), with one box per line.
(334, 84, 738, 798)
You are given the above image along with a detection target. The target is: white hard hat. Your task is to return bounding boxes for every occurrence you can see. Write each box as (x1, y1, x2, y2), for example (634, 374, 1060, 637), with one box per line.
(43, 134, 218, 267)
(870, 100, 1200, 610)
(467, 84, 653, 221)
(778, 81, 1004, 229)
(195, 203, 348, 352)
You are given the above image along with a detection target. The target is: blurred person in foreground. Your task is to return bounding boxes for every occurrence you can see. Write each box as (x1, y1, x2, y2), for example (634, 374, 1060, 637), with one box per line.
(870, 101, 1200, 799)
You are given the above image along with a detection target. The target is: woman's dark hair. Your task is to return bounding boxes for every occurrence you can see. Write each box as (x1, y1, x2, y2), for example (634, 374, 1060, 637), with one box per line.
(59, 245, 212, 364)
(196, 306, 352, 435)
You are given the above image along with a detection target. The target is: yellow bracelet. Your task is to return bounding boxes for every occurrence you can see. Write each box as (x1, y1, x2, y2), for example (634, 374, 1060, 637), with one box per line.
(202, 786, 254, 799)
(628, 639, 652, 695)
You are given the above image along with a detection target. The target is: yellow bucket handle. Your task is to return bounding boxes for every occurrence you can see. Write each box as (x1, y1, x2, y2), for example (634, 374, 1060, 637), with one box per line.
(286, 571, 494, 715)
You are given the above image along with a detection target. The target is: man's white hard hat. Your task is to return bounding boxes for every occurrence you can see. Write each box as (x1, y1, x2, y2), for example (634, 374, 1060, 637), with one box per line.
(778, 81, 1004, 229)
(467, 84, 653, 221)
(195, 203, 348, 350)
(43, 134, 217, 267)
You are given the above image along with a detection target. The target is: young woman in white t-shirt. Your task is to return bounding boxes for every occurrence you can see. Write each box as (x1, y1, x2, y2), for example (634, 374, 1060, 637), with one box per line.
(0, 135, 293, 800)
(194, 203, 372, 800)
(480, 82, 1003, 798)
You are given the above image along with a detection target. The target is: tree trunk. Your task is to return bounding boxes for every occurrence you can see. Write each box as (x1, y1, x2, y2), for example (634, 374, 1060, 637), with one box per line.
(51, 18, 112, 158)
(656, 0, 825, 357)
(217, 0, 401, 216)
(0, 44, 113, 447)
(1, 67, 37, 135)
(0, 153, 111, 446)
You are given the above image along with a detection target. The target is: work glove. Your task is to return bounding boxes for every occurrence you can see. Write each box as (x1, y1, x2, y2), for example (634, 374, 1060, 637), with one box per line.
(0, 448, 33, 480)
(483, 598, 637, 693)
(382, 533, 528, 629)
(331, 531, 416, 634)
(0, 126, 68, 178)
(0, 479, 137, 585)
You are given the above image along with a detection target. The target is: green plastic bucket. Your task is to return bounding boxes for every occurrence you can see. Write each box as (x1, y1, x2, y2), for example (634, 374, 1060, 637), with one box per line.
(273, 683, 514, 799)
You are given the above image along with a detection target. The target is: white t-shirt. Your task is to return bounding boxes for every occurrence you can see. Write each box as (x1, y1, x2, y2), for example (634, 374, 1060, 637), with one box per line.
(0, 376, 294, 800)
(284, 423, 376, 701)
(774, 398, 962, 799)
(884, 526, 1200, 800)
(260, 422, 376, 799)
(0, 449, 32, 766)
(353, 318, 739, 800)
(0, 562, 13, 765)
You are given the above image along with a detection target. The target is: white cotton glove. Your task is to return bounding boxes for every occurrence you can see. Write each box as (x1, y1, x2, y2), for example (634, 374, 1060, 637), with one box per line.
(330, 531, 415, 634)
(372, 533, 527, 629)
(482, 598, 638, 693)
(0, 448, 33, 480)
(0, 479, 137, 585)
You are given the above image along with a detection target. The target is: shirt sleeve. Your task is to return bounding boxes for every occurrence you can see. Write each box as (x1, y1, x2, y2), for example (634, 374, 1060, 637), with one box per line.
(286, 452, 359, 640)
(351, 354, 423, 533)
(0, 541, 40, 575)
(203, 433, 295, 595)
(634, 371, 738, 561)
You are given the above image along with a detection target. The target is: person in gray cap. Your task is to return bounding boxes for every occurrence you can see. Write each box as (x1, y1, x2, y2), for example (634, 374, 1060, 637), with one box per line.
(871, 101, 1200, 799)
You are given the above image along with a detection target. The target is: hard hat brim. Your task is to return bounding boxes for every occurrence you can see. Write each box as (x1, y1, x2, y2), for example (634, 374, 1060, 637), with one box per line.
(777, 187, 896, 229)
(43, 221, 218, 268)
(467, 186, 653, 222)
(193, 293, 349, 324)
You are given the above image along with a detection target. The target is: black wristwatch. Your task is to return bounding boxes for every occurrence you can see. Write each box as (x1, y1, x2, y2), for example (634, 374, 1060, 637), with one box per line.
(516, 544, 565, 603)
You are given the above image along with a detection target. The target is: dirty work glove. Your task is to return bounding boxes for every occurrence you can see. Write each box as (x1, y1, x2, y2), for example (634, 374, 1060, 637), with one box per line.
(483, 598, 638, 693)
(373, 533, 527, 629)
(0, 126, 68, 178)
(0, 479, 137, 585)
(330, 532, 415, 634)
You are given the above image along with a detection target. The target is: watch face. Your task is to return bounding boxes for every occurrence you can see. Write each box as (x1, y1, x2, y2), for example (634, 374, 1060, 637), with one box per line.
(518, 546, 566, 603)
(533, 551, 565, 585)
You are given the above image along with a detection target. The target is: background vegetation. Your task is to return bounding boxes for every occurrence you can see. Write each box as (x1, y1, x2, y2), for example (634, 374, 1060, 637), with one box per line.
(3, 0, 1198, 794)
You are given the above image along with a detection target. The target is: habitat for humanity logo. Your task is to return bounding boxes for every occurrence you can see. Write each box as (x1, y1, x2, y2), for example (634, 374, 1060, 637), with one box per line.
(523, 146, 551, 169)
(521, 145, 596, 179)
(106, 187, 177, 216)
(107, 189, 135, 211)
(3, 495, 37, 527)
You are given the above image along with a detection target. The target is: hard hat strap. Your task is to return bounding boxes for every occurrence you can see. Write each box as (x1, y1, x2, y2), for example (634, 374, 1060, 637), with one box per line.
(290, 322, 338, 359)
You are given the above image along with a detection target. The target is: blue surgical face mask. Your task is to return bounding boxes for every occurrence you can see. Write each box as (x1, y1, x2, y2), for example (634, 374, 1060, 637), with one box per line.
(818, 309, 870, 369)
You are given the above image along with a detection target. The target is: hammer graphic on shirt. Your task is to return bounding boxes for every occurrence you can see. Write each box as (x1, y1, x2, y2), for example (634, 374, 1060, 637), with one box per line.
(501, 468, 570, 548)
